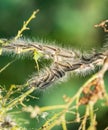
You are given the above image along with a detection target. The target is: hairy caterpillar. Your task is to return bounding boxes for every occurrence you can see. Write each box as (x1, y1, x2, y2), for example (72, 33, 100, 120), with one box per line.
(28, 53, 106, 89)
(0, 38, 107, 89)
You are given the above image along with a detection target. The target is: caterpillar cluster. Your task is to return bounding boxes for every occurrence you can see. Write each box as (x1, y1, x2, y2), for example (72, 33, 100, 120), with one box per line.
(0, 38, 107, 89)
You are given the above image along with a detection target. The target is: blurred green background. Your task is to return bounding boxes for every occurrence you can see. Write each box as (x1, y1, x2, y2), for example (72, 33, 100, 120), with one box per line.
(0, 0, 108, 130)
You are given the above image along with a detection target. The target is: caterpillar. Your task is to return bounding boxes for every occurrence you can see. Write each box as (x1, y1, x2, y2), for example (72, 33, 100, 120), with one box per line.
(1, 39, 79, 61)
(28, 53, 106, 89)
(0, 38, 107, 89)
